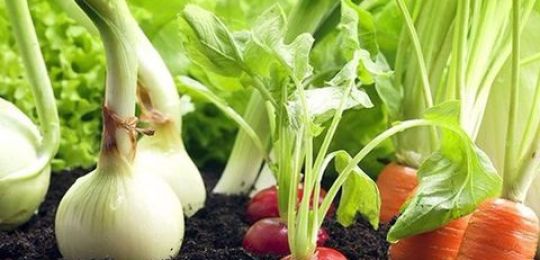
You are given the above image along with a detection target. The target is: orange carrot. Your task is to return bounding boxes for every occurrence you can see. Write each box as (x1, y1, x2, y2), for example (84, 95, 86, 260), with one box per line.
(389, 215, 470, 260)
(377, 162, 418, 223)
(457, 198, 539, 260)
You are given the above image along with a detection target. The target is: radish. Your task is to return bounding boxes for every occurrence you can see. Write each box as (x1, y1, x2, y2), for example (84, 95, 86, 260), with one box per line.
(282, 247, 347, 260)
(242, 217, 329, 256)
(246, 185, 334, 224)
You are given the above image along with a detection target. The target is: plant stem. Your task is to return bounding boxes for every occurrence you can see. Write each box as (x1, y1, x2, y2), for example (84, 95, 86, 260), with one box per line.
(213, 92, 269, 194)
(521, 52, 540, 66)
(395, 0, 434, 108)
(395, 0, 439, 153)
(77, 0, 138, 160)
(508, 137, 540, 203)
(502, 0, 521, 201)
(5, 0, 60, 160)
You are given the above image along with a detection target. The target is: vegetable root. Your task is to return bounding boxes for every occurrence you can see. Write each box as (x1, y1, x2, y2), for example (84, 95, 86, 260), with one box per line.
(281, 247, 347, 260)
(243, 217, 328, 256)
(457, 198, 539, 260)
(246, 185, 333, 224)
(389, 215, 470, 260)
(377, 163, 418, 222)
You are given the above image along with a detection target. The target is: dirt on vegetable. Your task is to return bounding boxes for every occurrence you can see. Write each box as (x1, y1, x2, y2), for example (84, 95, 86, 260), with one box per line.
(0, 168, 390, 259)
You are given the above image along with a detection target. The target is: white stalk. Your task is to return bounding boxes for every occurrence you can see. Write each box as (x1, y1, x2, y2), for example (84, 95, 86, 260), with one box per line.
(213, 91, 269, 194)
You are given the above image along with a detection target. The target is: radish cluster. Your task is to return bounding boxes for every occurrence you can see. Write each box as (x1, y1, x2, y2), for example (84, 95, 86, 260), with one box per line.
(243, 186, 340, 258)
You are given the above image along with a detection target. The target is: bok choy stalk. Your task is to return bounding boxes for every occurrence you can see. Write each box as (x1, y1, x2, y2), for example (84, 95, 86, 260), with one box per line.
(213, 0, 340, 195)
(386, 0, 535, 166)
(55, 0, 206, 216)
(475, 1, 540, 251)
(0, 0, 60, 230)
(377, 0, 535, 240)
(55, 0, 184, 258)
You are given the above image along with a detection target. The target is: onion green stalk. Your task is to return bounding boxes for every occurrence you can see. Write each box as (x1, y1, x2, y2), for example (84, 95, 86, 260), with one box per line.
(55, 0, 184, 258)
(55, 0, 206, 216)
(0, 0, 60, 230)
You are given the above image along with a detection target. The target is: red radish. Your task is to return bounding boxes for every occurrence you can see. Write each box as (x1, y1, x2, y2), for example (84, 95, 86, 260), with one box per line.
(457, 198, 539, 260)
(246, 186, 279, 223)
(389, 215, 470, 259)
(243, 217, 329, 255)
(246, 186, 334, 223)
(281, 247, 347, 260)
(376, 163, 418, 223)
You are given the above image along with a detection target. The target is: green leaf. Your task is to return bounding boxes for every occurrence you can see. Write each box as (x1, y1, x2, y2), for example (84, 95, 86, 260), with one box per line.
(334, 150, 380, 229)
(340, 0, 379, 56)
(242, 5, 288, 79)
(288, 86, 372, 128)
(251, 4, 287, 50)
(287, 51, 373, 128)
(387, 101, 502, 242)
(179, 4, 244, 76)
(275, 33, 315, 83)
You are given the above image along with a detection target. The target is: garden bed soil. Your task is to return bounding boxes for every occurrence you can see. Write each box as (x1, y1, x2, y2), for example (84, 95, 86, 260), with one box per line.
(0, 168, 390, 259)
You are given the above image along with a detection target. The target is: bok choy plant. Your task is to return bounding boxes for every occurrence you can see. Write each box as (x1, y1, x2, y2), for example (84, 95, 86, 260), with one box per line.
(0, 0, 60, 230)
(55, 0, 184, 258)
(475, 0, 540, 252)
(371, 0, 535, 244)
(55, 0, 206, 216)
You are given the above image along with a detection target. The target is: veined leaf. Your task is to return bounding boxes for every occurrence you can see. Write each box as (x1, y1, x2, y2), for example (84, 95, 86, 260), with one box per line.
(179, 5, 244, 76)
(334, 150, 380, 229)
(387, 101, 502, 241)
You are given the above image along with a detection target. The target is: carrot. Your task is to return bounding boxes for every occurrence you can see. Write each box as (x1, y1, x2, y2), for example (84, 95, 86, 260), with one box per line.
(389, 215, 470, 260)
(457, 198, 539, 260)
(377, 162, 418, 223)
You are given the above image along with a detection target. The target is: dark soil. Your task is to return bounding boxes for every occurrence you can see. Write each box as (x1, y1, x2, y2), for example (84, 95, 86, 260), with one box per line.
(0, 169, 390, 260)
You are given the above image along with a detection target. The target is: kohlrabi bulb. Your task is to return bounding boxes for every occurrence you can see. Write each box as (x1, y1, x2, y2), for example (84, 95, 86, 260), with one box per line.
(0, 99, 49, 230)
(55, 158, 184, 260)
(135, 125, 206, 217)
